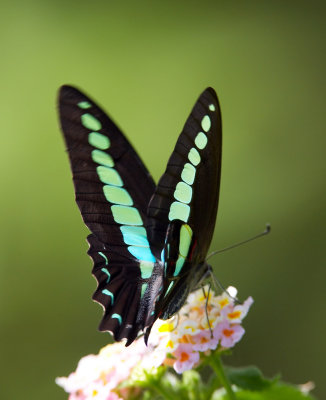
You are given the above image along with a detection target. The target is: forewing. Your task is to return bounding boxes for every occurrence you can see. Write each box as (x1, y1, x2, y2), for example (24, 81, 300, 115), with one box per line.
(147, 88, 222, 262)
(58, 85, 157, 343)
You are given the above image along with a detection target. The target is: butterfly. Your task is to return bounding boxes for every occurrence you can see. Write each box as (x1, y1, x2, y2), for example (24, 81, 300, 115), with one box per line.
(58, 86, 222, 346)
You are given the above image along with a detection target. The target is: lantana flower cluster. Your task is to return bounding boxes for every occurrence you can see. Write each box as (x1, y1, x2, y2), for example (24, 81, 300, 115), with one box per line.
(56, 286, 253, 400)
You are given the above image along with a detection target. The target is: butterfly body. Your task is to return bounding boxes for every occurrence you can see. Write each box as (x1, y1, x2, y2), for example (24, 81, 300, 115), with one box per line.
(58, 86, 222, 345)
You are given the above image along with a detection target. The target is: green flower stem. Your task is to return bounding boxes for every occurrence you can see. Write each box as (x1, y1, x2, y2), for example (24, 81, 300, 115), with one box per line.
(143, 370, 176, 400)
(210, 353, 237, 400)
(146, 381, 176, 400)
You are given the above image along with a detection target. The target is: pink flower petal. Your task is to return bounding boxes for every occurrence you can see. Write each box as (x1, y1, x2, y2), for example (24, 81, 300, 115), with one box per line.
(221, 296, 254, 324)
(213, 320, 245, 348)
(173, 344, 200, 373)
(192, 331, 219, 352)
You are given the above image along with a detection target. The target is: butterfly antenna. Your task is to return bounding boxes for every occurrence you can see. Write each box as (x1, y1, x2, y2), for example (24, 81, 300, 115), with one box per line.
(206, 223, 271, 261)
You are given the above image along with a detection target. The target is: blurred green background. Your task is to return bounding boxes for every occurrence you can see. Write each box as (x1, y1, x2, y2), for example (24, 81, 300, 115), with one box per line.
(1, 1, 325, 399)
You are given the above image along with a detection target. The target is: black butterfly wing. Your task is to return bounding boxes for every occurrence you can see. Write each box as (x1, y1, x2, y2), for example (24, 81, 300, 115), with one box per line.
(147, 87, 222, 263)
(143, 88, 222, 342)
(58, 85, 157, 343)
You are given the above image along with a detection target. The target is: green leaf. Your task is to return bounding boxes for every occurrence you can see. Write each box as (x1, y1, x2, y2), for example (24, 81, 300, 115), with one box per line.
(211, 382, 316, 400)
(224, 366, 278, 391)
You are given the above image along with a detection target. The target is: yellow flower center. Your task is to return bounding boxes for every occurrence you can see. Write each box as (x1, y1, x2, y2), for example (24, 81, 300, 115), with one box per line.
(219, 298, 229, 308)
(159, 322, 175, 332)
(228, 310, 241, 319)
(223, 328, 234, 337)
(180, 352, 190, 362)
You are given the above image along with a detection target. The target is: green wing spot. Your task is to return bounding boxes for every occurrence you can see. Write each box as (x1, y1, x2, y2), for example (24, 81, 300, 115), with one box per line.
(174, 182, 192, 204)
(97, 166, 123, 186)
(98, 252, 108, 265)
(78, 101, 92, 109)
(194, 132, 208, 150)
(102, 289, 114, 305)
(101, 267, 111, 283)
(82, 113, 102, 131)
(92, 150, 114, 167)
(141, 283, 148, 298)
(179, 224, 193, 257)
(111, 313, 122, 325)
(181, 163, 196, 185)
(174, 257, 186, 277)
(140, 261, 155, 279)
(88, 132, 110, 150)
(120, 226, 149, 246)
(111, 205, 143, 225)
(103, 186, 133, 206)
(164, 281, 174, 297)
(168, 201, 190, 222)
(173, 224, 193, 277)
(128, 246, 155, 262)
(188, 148, 201, 166)
(201, 115, 211, 132)
(209, 104, 215, 112)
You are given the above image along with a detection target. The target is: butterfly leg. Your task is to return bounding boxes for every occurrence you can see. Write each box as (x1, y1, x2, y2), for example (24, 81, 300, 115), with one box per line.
(208, 269, 240, 304)
(173, 313, 180, 331)
(202, 283, 214, 338)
